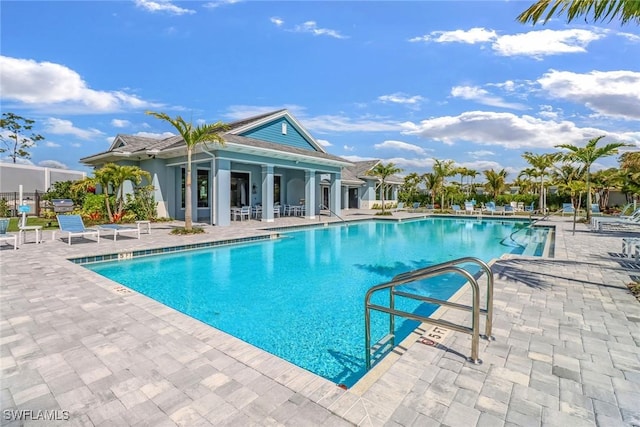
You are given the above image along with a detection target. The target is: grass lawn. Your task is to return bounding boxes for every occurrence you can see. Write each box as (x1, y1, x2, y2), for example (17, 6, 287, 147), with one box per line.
(5, 217, 59, 232)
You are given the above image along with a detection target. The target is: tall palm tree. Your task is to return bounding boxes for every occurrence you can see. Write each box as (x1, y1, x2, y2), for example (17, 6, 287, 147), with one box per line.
(146, 111, 228, 230)
(422, 172, 439, 206)
(483, 169, 508, 200)
(556, 136, 628, 220)
(466, 169, 479, 196)
(367, 162, 403, 213)
(517, 0, 640, 25)
(366, 162, 403, 214)
(432, 159, 456, 209)
(619, 151, 640, 198)
(522, 152, 557, 213)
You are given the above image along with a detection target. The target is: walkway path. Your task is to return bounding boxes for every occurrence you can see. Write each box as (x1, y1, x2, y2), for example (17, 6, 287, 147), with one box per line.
(1, 213, 638, 426)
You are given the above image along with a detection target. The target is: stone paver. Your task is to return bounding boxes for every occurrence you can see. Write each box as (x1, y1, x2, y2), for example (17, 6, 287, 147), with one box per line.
(1, 212, 639, 426)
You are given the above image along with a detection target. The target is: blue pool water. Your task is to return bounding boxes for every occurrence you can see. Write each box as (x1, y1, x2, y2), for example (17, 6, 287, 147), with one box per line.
(85, 218, 548, 387)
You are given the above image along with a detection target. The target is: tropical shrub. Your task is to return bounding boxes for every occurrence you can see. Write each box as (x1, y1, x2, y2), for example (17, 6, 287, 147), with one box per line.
(124, 185, 157, 220)
(81, 193, 108, 223)
(0, 199, 9, 217)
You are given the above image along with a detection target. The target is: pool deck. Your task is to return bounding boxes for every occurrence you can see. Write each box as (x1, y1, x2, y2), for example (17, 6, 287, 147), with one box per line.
(1, 211, 639, 426)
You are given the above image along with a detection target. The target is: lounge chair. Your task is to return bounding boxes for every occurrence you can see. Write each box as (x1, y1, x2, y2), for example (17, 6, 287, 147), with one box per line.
(394, 202, 406, 213)
(464, 202, 480, 215)
(53, 214, 100, 245)
(590, 204, 603, 216)
(504, 205, 515, 215)
(97, 224, 141, 241)
(0, 218, 17, 250)
(561, 203, 575, 216)
(524, 202, 535, 213)
(451, 204, 463, 215)
(591, 208, 640, 230)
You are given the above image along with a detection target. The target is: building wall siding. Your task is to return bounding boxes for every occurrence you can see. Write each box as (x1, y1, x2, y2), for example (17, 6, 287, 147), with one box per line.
(240, 118, 316, 151)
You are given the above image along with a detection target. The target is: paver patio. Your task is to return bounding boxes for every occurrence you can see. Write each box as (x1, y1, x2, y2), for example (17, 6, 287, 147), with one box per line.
(1, 212, 639, 426)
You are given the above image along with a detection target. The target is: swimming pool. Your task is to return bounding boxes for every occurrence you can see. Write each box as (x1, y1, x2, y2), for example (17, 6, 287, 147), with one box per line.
(84, 218, 550, 387)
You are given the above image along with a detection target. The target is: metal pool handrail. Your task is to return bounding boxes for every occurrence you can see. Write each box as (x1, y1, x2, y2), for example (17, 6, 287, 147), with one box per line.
(364, 257, 494, 370)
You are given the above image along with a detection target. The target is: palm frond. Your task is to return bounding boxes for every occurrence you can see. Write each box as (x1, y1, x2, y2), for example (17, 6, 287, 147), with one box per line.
(517, 0, 640, 25)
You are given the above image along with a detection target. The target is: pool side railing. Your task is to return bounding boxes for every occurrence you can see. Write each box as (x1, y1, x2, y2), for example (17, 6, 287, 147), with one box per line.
(364, 257, 494, 370)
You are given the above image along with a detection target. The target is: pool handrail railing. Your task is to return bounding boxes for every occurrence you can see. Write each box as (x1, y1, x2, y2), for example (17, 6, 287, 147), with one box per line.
(364, 256, 494, 370)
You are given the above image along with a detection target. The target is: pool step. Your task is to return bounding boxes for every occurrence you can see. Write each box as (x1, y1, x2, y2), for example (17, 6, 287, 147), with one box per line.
(369, 333, 395, 362)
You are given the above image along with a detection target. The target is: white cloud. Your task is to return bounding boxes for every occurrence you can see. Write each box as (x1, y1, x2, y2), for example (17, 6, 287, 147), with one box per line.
(493, 29, 603, 59)
(316, 139, 332, 147)
(401, 110, 639, 149)
(378, 93, 424, 106)
(223, 105, 404, 133)
(537, 69, 640, 120)
(410, 27, 604, 59)
(204, 0, 241, 9)
(409, 27, 497, 44)
(133, 131, 176, 139)
(343, 145, 355, 152)
(270, 17, 284, 27)
(301, 114, 404, 133)
(44, 141, 61, 148)
(134, 0, 195, 15)
(111, 119, 131, 128)
(374, 140, 429, 155)
(291, 21, 348, 39)
(38, 160, 68, 169)
(450, 85, 527, 110)
(467, 150, 495, 158)
(0, 56, 163, 113)
(44, 118, 104, 140)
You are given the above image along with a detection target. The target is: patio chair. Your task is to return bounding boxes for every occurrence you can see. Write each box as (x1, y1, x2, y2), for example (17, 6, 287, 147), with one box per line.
(464, 202, 478, 215)
(408, 202, 421, 212)
(273, 206, 281, 218)
(18, 210, 42, 244)
(0, 218, 17, 250)
(483, 202, 497, 215)
(53, 214, 100, 245)
(524, 202, 535, 213)
(451, 204, 463, 215)
(561, 203, 575, 216)
(494, 206, 505, 215)
(504, 205, 515, 215)
(97, 224, 141, 241)
(235, 206, 250, 221)
(394, 202, 406, 213)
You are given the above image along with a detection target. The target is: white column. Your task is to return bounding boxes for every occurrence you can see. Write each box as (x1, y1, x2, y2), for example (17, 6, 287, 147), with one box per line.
(261, 165, 274, 222)
(305, 170, 316, 219)
(331, 172, 341, 218)
(214, 159, 231, 226)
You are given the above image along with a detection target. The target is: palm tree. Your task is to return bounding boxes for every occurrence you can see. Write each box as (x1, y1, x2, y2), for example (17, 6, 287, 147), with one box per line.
(146, 111, 228, 230)
(483, 169, 508, 200)
(556, 136, 628, 220)
(432, 159, 456, 209)
(466, 169, 479, 196)
(591, 168, 623, 211)
(619, 151, 640, 198)
(522, 152, 557, 213)
(401, 172, 421, 203)
(366, 162, 403, 214)
(422, 172, 439, 206)
(92, 163, 151, 222)
(517, 0, 640, 25)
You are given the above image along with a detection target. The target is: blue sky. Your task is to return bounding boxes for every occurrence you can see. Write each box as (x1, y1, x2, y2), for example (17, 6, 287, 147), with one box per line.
(1, 0, 639, 180)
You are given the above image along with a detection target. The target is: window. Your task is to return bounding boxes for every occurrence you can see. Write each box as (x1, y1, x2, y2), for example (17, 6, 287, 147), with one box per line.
(197, 169, 209, 208)
(281, 122, 287, 135)
(274, 176, 281, 203)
